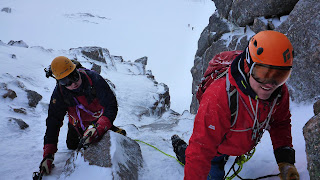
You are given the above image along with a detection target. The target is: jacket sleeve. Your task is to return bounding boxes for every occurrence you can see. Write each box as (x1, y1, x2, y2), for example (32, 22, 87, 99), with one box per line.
(43, 85, 68, 157)
(269, 85, 293, 150)
(269, 85, 294, 164)
(184, 79, 231, 180)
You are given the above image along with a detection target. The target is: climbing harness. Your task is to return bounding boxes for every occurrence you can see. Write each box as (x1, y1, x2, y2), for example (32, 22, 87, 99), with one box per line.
(224, 148, 280, 180)
(73, 97, 103, 131)
(224, 148, 256, 180)
(134, 139, 185, 166)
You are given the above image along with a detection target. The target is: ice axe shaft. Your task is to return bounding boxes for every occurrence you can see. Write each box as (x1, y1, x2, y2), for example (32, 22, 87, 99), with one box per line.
(77, 131, 92, 151)
(32, 166, 46, 180)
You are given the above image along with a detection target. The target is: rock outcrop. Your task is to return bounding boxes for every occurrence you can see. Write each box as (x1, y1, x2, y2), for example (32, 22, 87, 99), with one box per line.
(61, 131, 143, 179)
(8, 118, 29, 129)
(303, 102, 320, 180)
(70, 46, 170, 117)
(26, 90, 42, 108)
(8, 40, 29, 48)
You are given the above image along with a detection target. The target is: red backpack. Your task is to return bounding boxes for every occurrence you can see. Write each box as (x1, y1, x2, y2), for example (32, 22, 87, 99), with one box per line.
(196, 50, 243, 126)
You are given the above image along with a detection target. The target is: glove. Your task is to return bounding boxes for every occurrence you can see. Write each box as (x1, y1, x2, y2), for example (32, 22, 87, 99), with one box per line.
(278, 163, 299, 180)
(40, 154, 54, 174)
(82, 116, 112, 146)
(83, 127, 100, 146)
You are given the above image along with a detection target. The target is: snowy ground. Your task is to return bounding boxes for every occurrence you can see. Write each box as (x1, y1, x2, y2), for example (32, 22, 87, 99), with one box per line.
(0, 0, 314, 180)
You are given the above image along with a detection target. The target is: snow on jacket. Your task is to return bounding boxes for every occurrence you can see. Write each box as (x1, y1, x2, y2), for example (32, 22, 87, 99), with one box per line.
(43, 69, 118, 157)
(184, 54, 292, 179)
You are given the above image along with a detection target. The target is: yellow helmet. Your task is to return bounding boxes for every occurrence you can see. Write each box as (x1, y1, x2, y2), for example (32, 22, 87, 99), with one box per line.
(51, 56, 76, 80)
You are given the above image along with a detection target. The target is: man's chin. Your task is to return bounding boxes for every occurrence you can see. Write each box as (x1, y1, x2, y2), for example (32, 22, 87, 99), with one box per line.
(258, 93, 272, 100)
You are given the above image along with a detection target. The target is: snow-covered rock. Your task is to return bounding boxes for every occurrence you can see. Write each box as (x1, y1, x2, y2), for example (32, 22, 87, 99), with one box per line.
(303, 113, 320, 180)
(60, 131, 143, 180)
(1, 7, 12, 13)
(7, 40, 29, 48)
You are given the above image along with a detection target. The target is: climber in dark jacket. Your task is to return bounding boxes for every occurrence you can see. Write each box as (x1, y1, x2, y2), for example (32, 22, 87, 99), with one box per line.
(39, 56, 122, 174)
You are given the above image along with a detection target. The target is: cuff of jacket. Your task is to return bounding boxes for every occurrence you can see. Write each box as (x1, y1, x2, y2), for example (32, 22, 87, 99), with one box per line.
(43, 144, 58, 158)
(96, 116, 112, 136)
(274, 146, 295, 165)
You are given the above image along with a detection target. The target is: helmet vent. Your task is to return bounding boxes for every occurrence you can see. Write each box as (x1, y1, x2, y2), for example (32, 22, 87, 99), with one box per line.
(253, 40, 257, 47)
(257, 47, 264, 55)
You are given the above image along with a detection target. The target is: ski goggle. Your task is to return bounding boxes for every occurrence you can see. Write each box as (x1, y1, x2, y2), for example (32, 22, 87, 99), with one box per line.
(250, 63, 292, 86)
(58, 69, 80, 87)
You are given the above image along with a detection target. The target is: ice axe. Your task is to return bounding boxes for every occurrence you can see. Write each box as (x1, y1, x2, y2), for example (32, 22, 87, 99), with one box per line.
(77, 131, 92, 152)
(32, 164, 55, 180)
(32, 167, 45, 180)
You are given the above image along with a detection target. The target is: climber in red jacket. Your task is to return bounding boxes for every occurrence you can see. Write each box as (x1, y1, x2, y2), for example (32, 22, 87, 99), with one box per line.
(172, 31, 299, 180)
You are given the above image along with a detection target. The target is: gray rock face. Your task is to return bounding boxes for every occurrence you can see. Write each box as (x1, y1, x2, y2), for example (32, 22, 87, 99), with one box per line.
(196, 12, 230, 57)
(212, 0, 233, 19)
(250, 18, 269, 34)
(80, 47, 107, 63)
(134, 56, 148, 75)
(91, 63, 101, 74)
(276, 0, 320, 102)
(151, 83, 170, 116)
(13, 108, 27, 114)
(303, 114, 320, 180)
(2, 89, 17, 99)
(26, 90, 42, 107)
(8, 118, 29, 129)
(230, 0, 299, 27)
(8, 40, 29, 48)
(62, 131, 143, 179)
(1, 7, 12, 13)
(313, 99, 320, 116)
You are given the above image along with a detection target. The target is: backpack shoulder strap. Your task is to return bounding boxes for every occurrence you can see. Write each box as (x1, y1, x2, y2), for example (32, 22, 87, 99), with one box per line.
(79, 69, 92, 86)
(79, 69, 96, 97)
(226, 70, 238, 127)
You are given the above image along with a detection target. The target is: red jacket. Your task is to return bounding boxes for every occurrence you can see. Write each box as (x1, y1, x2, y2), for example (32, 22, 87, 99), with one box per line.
(184, 69, 292, 179)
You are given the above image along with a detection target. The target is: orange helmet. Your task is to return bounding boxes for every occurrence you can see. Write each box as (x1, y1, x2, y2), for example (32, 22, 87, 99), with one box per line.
(51, 56, 76, 80)
(248, 30, 294, 67)
(247, 31, 294, 86)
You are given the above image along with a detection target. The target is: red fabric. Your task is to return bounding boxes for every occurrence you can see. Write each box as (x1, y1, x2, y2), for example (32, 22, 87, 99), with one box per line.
(43, 144, 57, 158)
(196, 50, 242, 103)
(96, 116, 112, 136)
(184, 70, 292, 179)
(67, 96, 105, 128)
(83, 116, 111, 143)
(203, 50, 242, 77)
